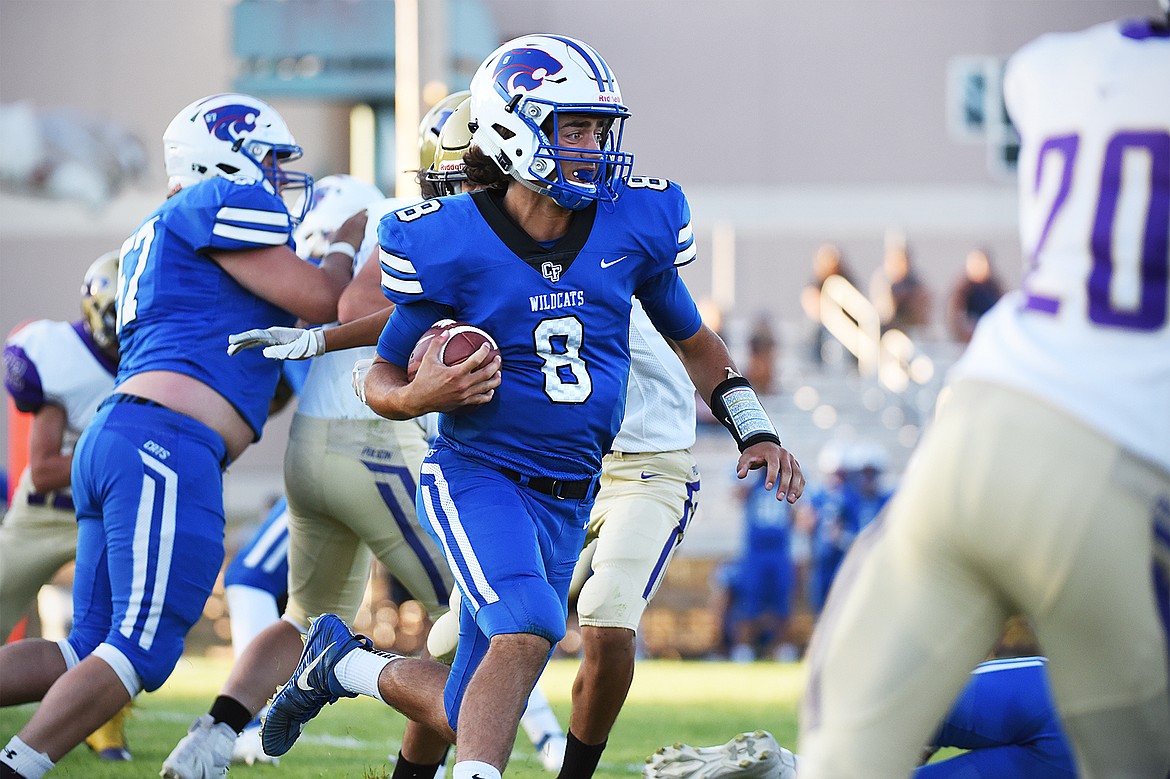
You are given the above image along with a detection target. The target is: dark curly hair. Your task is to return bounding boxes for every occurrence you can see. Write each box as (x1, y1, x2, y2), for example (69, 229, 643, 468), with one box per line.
(462, 146, 511, 191)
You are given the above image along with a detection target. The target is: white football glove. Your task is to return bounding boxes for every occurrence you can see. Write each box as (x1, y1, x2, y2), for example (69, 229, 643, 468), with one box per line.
(227, 327, 326, 360)
(352, 357, 375, 404)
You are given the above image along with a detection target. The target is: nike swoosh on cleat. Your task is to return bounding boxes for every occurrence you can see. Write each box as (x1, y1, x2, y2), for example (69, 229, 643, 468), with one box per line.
(640, 472, 658, 479)
(296, 642, 336, 690)
(600, 255, 628, 268)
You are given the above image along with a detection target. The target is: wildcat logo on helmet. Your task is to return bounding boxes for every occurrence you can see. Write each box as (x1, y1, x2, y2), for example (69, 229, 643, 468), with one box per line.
(203, 105, 259, 142)
(493, 48, 565, 93)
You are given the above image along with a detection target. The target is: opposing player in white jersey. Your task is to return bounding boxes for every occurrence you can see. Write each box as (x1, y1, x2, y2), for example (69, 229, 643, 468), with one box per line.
(1, 253, 118, 643)
(161, 175, 456, 779)
(0, 92, 353, 779)
(0, 254, 133, 762)
(798, 8, 1170, 778)
(564, 299, 701, 779)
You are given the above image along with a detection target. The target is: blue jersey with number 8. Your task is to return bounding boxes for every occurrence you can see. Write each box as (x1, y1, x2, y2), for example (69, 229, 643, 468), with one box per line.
(376, 180, 703, 480)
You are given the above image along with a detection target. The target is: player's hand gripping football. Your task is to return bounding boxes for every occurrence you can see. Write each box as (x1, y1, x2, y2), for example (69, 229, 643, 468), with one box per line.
(739, 441, 804, 504)
(227, 326, 326, 360)
(403, 329, 501, 413)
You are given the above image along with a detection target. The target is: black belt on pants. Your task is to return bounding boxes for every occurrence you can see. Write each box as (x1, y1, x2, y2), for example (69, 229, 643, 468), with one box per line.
(101, 393, 166, 411)
(500, 467, 596, 500)
(99, 393, 232, 470)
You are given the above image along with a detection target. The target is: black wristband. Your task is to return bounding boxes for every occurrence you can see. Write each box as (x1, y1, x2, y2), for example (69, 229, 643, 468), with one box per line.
(709, 376, 782, 452)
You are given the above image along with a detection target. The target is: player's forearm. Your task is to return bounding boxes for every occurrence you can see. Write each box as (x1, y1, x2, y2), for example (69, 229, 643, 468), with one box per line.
(363, 361, 427, 420)
(323, 308, 392, 353)
(673, 324, 742, 403)
(298, 253, 352, 323)
(28, 454, 72, 493)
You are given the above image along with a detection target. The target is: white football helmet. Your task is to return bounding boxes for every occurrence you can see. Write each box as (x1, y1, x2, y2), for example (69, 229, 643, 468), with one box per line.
(424, 97, 474, 196)
(163, 93, 313, 221)
(469, 34, 634, 210)
(418, 89, 472, 172)
(81, 250, 120, 353)
(292, 174, 385, 260)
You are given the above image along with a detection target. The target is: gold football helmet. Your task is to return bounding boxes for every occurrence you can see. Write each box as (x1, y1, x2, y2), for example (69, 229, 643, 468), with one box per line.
(81, 250, 120, 353)
(418, 89, 471, 172)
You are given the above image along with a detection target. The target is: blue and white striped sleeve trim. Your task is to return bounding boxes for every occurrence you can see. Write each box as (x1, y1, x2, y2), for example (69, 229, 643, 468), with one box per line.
(212, 206, 290, 246)
(380, 247, 423, 297)
(674, 222, 697, 267)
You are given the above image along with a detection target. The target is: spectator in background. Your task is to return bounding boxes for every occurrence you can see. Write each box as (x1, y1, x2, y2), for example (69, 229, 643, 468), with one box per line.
(946, 248, 1004, 343)
(745, 314, 779, 395)
(800, 243, 855, 365)
(870, 240, 930, 335)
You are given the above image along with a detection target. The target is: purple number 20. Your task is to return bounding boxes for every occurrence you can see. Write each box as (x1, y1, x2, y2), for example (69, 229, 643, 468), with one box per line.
(1023, 130, 1169, 331)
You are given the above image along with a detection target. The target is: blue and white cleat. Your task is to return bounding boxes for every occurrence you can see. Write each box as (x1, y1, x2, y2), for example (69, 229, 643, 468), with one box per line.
(261, 613, 372, 757)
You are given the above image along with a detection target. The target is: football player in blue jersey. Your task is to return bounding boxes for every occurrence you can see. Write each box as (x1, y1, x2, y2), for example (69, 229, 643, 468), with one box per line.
(259, 34, 803, 779)
(727, 467, 799, 663)
(644, 655, 1075, 779)
(0, 92, 358, 779)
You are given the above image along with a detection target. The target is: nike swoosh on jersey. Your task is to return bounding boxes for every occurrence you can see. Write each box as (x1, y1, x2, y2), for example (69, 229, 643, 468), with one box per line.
(600, 255, 629, 268)
(296, 642, 336, 690)
(640, 472, 658, 479)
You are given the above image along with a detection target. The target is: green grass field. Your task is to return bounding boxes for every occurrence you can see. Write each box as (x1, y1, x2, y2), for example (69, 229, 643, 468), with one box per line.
(0, 656, 806, 778)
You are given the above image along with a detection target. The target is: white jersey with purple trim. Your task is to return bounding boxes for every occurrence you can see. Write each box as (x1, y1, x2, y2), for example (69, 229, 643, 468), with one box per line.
(609, 299, 696, 454)
(296, 197, 418, 420)
(950, 18, 1170, 473)
(3, 319, 116, 452)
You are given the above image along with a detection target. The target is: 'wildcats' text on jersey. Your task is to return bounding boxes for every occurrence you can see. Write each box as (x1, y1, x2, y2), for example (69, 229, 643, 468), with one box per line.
(376, 180, 703, 480)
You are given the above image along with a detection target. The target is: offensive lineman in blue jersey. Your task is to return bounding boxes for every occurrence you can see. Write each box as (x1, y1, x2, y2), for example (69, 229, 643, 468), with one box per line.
(0, 93, 359, 779)
(262, 34, 804, 779)
(644, 655, 1075, 779)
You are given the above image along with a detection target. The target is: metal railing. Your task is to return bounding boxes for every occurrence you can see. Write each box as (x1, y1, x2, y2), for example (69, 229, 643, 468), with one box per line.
(819, 274, 934, 395)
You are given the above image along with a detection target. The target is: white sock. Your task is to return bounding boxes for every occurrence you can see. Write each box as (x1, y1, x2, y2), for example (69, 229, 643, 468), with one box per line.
(453, 760, 500, 779)
(519, 685, 565, 747)
(1, 736, 54, 779)
(225, 585, 281, 660)
(333, 647, 399, 702)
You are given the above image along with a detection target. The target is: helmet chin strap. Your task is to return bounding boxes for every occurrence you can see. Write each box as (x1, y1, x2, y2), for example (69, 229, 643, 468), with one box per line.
(509, 166, 598, 211)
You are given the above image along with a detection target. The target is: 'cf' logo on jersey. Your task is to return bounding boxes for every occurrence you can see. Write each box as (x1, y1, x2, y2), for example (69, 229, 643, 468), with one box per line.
(541, 262, 563, 282)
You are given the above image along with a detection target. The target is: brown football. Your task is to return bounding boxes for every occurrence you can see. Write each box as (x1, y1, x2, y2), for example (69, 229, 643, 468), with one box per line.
(406, 320, 500, 381)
